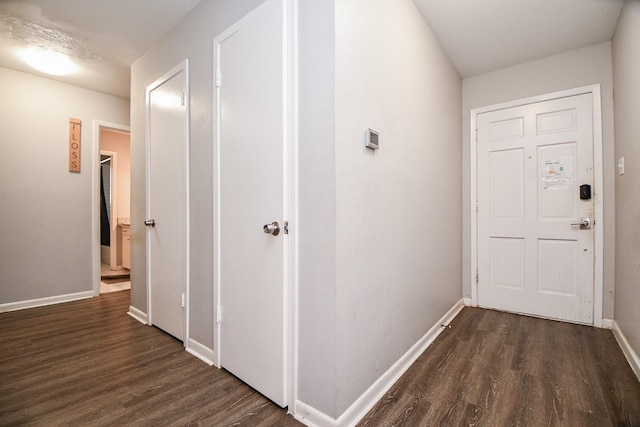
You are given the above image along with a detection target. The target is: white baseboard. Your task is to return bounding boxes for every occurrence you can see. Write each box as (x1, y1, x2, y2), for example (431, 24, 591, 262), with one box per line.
(601, 318, 613, 330)
(294, 299, 466, 427)
(293, 401, 337, 427)
(0, 291, 94, 313)
(463, 297, 473, 306)
(127, 305, 148, 324)
(612, 320, 640, 382)
(186, 338, 215, 366)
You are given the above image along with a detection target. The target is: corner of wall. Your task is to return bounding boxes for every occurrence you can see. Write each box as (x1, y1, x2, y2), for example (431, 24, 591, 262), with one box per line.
(294, 300, 465, 427)
(186, 338, 215, 366)
(127, 305, 148, 324)
(611, 0, 640, 366)
(612, 321, 640, 382)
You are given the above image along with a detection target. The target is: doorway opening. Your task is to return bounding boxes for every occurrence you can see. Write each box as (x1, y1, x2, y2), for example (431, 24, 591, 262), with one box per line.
(93, 123, 131, 295)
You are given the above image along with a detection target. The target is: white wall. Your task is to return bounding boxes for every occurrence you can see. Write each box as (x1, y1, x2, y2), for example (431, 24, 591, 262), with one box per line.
(462, 42, 616, 319)
(333, 0, 462, 416)
(612, 0, 640, 361)
(0, 67, 129, 305)
(297, 0, 339, 417)
(129, 0, 265, 348)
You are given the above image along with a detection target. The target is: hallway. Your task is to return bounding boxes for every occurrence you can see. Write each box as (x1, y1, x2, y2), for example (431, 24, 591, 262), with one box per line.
(2, 291, 639, 426)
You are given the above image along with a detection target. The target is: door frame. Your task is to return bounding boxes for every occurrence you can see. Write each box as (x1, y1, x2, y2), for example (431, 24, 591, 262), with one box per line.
(469, 84, 604, 326)
(145, 60, 191, 342)
(211, 0, 298, 407)
(92, 120, 130, 296)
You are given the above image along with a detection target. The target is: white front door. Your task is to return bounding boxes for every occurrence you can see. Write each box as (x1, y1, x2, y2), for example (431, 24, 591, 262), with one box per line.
(214, 0, 287, 407)
(147, 64, 188, 341)
(477, 93, 594, 324)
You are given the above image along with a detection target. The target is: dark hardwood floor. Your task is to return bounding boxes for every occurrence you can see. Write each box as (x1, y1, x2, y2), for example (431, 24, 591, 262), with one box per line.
(359, 307, 640, 427)
(0, 291, 299, 426)
(2, 293, 639, 426)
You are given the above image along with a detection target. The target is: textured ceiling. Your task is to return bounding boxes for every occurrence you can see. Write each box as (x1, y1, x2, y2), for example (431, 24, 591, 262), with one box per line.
(413, 0, 625, 78)
(0, 0, 202, 99)
(0, 1, 627, 98)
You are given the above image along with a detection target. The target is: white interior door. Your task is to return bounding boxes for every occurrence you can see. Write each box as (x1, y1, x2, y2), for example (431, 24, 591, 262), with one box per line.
(147, 65, 188, 341)
(477, 93, 594, 324)
(215, 0, 287, 407)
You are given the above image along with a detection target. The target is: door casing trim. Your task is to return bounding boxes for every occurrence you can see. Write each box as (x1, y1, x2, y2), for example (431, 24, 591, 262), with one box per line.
(469, 84, 604, 327)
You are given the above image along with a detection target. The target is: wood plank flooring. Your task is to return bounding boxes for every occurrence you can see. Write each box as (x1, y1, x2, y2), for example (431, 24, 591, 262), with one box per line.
(2, 293, 639, 426)
(0, 291, 299, 426)
(359, 307, 640, 426)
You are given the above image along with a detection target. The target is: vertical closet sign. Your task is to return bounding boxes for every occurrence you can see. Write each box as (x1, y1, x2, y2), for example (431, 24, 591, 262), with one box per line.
(69, 118, 81, 172)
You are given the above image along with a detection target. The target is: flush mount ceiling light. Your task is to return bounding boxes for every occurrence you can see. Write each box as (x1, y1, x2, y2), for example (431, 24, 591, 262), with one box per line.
(21, 47, 77, 76)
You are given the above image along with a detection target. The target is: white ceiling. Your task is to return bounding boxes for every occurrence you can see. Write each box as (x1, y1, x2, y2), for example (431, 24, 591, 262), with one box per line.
(0, 0, 202, 99)
(413, 0, 625, 78)
(0, 0, 626, 98)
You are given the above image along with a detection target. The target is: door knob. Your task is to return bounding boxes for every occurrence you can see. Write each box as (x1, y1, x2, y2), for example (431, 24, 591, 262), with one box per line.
(263, 221, 280, 236)
(145, 219, 156, 227)
(570, 217, 591, 229)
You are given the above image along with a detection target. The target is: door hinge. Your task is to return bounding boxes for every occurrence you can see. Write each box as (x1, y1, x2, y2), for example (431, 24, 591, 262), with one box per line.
(284, 221, 289, 235)
(475, 269, 479, 284)
(216, 305, 223, 323)
(181, 293, 186, 308)
(476, 201, 479, 213)
(181, 92, 186, 106)
(215, 70, 222, 88)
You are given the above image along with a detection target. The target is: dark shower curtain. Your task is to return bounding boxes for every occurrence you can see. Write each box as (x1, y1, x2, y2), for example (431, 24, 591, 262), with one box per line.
(100, 169, 110, 246)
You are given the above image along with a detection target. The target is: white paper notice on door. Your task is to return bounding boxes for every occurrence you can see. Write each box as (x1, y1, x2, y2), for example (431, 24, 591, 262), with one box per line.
(542, 157, 573, 190)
